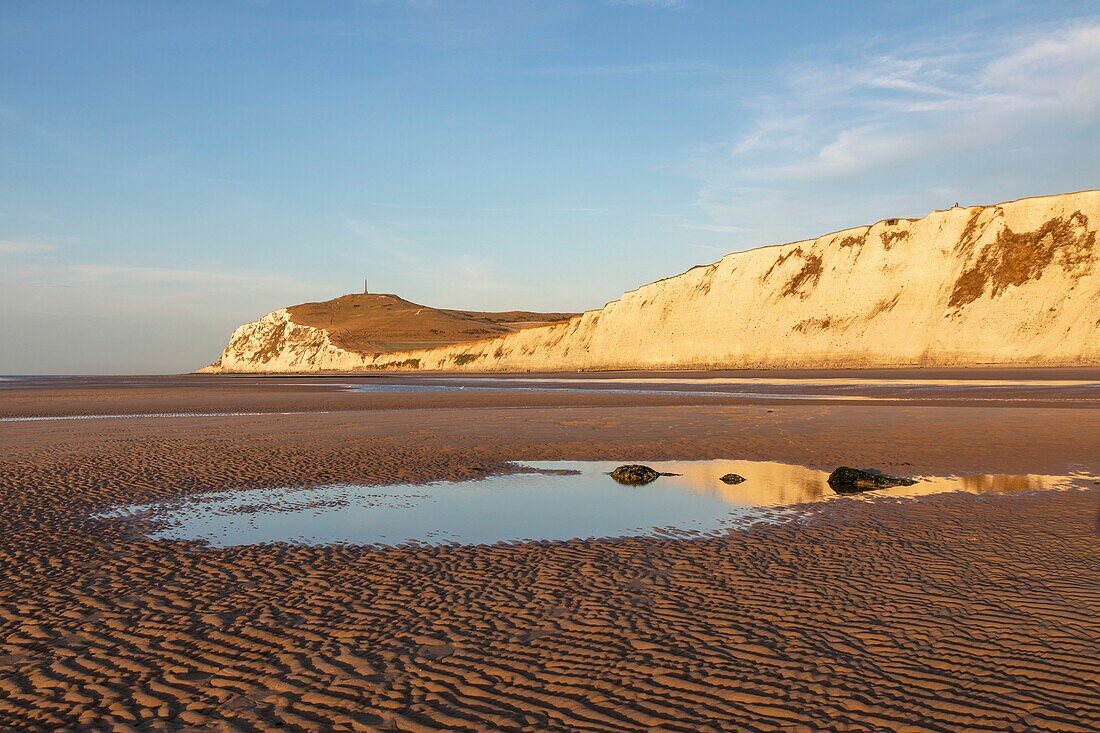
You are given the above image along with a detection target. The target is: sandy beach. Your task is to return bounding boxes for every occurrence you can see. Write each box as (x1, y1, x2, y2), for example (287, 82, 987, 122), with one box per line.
(9, 3, 1100, 730)
(1, 372, 1098, 731)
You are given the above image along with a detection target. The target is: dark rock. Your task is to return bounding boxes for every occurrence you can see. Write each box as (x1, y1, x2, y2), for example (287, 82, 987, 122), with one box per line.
(828, 466, 917, 494)
(610, 465, 662, 486)
(719, 473, 746, 485)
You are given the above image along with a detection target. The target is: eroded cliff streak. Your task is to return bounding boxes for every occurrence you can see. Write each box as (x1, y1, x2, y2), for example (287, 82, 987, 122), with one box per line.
(202, 191, 1100, 372)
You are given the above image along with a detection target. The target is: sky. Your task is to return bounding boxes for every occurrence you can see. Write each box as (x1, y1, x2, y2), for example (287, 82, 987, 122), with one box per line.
(2, 1, 1099, 374)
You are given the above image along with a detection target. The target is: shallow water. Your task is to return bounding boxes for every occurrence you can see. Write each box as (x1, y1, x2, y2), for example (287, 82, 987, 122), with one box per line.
(0, 411, 329, 423)
(97, 460, 1092, 548)
(420, 376, 1100, 388)
(346, 376, 1100, 403)
(346, 383, 873, 400)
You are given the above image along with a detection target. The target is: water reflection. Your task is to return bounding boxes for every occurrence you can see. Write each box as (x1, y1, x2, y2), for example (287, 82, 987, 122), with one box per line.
(96, 460, 1092, 549)
(346, 376, 1100, 403)
(346, 384, 871, 401)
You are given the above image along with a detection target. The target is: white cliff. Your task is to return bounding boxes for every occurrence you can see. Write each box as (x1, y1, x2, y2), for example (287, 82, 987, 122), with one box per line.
(202, 190, 1100, 373)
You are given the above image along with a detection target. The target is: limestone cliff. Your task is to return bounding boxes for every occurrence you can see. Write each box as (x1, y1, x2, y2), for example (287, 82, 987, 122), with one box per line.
(202, 190, 1100, 372)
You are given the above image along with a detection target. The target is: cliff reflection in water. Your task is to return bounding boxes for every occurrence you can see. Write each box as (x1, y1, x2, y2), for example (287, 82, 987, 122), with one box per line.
(95, 459, 1091, 549)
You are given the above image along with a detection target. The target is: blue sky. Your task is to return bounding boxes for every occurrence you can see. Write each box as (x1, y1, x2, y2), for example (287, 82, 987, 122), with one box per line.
(2, 1, 1099, 373)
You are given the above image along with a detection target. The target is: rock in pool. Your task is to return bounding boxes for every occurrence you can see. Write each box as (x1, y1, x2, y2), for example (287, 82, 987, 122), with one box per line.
(610, 465, 662, 486)
(827, 466, 917, 494)
(719, 473, 746, 485)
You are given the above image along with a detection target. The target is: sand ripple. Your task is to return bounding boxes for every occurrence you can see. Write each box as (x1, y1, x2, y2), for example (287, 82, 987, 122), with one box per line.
(1, 393, 1098, 731)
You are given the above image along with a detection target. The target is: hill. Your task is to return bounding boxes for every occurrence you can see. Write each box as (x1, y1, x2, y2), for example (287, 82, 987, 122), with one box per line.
(286, 294, 574, 353)
(201, 190, 1100, 372)
(202, 294, 575, 371)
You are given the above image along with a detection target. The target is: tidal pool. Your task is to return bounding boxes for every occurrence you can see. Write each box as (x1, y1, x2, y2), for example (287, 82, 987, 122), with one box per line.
(96, 460, 1093, 549)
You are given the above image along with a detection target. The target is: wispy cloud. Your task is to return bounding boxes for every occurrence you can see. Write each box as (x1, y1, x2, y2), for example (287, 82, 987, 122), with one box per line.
(63, 263, 301, 286)
(982, 24, 1100, 114)
(608, 0, 687, 8)
(732, 115, 811, 156)
(358, 202, 608, 214)
(679, 223, 748, 233)
(341, 214, 543, 309)
(343, 216, 421, 263)
(688, 20, 1100, 234)
(0, 239, 57, 257)
(8, 257, 337, 296)
(738, 22, 1100, 179)
(0, 106, 66, 145)
(681, 242, 730, 252)
(534, 61, 725, 76)
(0, 259, 341, 373)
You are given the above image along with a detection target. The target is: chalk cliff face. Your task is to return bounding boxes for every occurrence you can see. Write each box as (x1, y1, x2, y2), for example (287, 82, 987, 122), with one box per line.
(202, 191, 1100, 373)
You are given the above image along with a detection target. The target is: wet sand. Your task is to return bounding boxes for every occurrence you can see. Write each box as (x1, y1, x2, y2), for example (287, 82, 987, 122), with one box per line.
(1, 374, 1098, 731)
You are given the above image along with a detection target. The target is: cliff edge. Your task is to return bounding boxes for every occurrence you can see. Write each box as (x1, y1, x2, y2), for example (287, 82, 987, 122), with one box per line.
(201, 190, 1100, 373)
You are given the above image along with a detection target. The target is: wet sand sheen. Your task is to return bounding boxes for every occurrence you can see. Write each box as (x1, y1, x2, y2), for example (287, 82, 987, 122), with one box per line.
(1, 375, 1098, 731)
